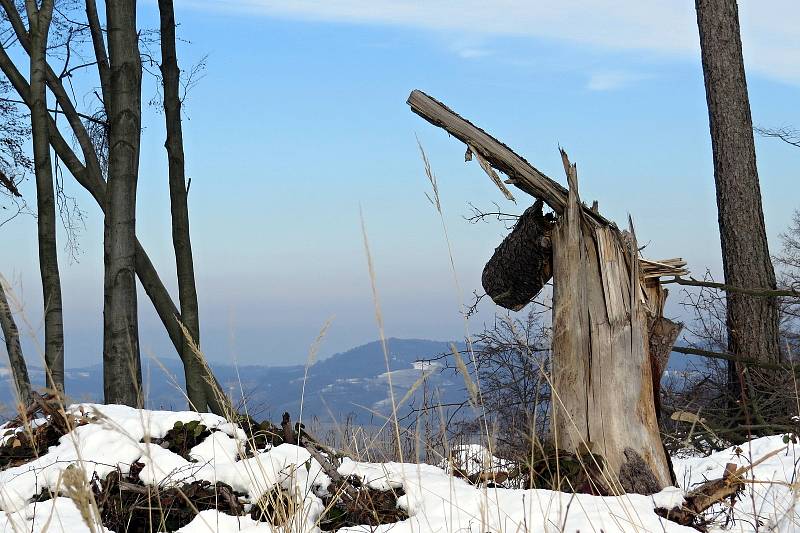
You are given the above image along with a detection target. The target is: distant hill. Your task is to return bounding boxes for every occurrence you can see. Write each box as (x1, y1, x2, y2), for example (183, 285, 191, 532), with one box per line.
(0, 338, 465, 423)
(1, 338, 701, 421)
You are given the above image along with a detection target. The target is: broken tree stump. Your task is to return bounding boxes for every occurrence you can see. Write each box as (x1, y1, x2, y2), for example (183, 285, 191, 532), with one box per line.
(550, 152, 672, 494)
(408, 89, 687, 494)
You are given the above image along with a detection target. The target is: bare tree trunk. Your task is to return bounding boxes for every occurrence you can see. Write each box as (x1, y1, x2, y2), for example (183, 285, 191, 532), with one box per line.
(157, 0, 212, 413)
(695, 0, 781, 394)
(103, 0, 142, 407)
(0, 35, 228, 413)
(26, 0, 64, 395)
(85, 0, 111, 116)
(0, 275, 31, 406)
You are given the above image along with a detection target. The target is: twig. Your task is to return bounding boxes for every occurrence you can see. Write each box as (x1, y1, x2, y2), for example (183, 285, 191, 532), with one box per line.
(662, 276, 800, 298)
(672, 345, 800, 373)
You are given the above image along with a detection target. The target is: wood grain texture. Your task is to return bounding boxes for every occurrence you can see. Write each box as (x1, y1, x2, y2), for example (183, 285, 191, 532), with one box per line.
(550, 158, 672, 493)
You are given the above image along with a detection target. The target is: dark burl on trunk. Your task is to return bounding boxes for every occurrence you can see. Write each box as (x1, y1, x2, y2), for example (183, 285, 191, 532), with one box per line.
(482, 199, 555, 311)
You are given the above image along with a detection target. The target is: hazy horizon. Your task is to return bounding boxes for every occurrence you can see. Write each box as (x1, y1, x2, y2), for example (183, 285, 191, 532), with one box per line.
(2, 1, 798, 368)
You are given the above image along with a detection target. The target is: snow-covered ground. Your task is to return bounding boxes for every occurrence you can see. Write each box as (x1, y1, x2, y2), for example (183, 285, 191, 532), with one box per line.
(0, 404, 797, 532)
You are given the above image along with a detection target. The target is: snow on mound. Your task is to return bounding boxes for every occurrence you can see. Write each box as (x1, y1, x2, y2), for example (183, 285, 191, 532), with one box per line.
(0, 404, 797, 532)
(440, 443, 516, 476)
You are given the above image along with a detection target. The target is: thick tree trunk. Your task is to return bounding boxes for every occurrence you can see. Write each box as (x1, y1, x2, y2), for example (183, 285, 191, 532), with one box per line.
(26, 0, 64, 394)
(104, 0, 143, 407)
(0, 275, 31, 406)
(695, 0, 781, 388)
(551, 153, 673, 494)
(158, 0, 214, 413)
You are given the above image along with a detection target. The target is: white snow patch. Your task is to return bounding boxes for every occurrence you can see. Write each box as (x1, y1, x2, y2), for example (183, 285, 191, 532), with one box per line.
(0, 405, 797, 532)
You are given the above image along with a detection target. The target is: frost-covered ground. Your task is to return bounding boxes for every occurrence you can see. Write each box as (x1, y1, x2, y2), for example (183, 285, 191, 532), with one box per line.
(0, 404, 798, 532)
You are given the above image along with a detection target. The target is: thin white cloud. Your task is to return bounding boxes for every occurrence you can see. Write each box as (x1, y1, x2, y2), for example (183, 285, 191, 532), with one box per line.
(455, 47, 492, 59)
(180, 0, 800, 85)
(586, 71, 649, 91)
(447, 36, 493, 60)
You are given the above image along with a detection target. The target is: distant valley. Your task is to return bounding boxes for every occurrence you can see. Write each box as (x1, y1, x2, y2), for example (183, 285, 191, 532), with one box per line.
(0, 337, 699, 422)
(0, 338, 465, 423)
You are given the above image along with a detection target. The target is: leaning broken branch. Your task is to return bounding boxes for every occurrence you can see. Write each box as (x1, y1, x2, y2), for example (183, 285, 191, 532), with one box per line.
(406, 89, 610, 226)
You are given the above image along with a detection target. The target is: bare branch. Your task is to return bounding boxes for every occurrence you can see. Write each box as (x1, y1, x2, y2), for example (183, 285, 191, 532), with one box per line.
(754, 126, 800, 149)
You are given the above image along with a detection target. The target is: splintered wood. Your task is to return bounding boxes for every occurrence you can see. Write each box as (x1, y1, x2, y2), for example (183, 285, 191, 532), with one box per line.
(641, 258, 689, 279)
(550, 151, 672, 494)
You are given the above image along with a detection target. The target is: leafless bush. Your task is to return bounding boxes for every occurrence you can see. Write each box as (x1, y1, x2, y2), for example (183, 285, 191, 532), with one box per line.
(413, 305, 552, 463)
(776, 209, 800, 353)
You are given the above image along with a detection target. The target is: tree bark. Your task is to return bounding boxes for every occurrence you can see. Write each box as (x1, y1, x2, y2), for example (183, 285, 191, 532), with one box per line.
(26, 0, 64, 394)
(104, 0, 143, 407)
(695, 0, 782, 391)
(85, 0, 111, 116)
(158, 0, 213, 413)
(0, 275, 31, 406)
(482, 199, 554, 311)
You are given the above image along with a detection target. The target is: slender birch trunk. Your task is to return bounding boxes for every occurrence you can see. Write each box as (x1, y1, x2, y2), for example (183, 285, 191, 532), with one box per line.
(26, 0, 64, 395)
(0, 275, 31, 406)
(104, 0, 143, 406)
(158, 0, 214, 413)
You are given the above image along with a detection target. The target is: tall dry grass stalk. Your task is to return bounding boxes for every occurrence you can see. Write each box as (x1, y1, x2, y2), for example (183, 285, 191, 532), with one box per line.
(359, 205, 404, 463)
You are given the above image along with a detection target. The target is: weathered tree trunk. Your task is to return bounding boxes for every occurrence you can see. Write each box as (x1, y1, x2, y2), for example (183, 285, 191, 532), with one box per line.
(104, 0, 143, 407)
(26, 0, 64, 394)
(551, 152, 672, 494)
(0, 275, 31, 406)
(158, 0, 214, 413)
(408, 90, 678, 494)
(695, 0, 781, 393)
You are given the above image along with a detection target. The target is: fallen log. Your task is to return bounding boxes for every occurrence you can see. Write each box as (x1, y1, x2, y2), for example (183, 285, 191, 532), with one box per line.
(656, 464, 743, 526)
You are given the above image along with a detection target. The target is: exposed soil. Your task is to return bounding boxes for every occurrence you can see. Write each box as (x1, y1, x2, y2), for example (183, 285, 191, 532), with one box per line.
(319, 487, 408, 531)
(93, 462, 246, 533)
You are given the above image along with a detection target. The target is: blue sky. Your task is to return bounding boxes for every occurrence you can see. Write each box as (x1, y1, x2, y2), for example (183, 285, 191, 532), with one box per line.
(2, 1, 799, 367)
